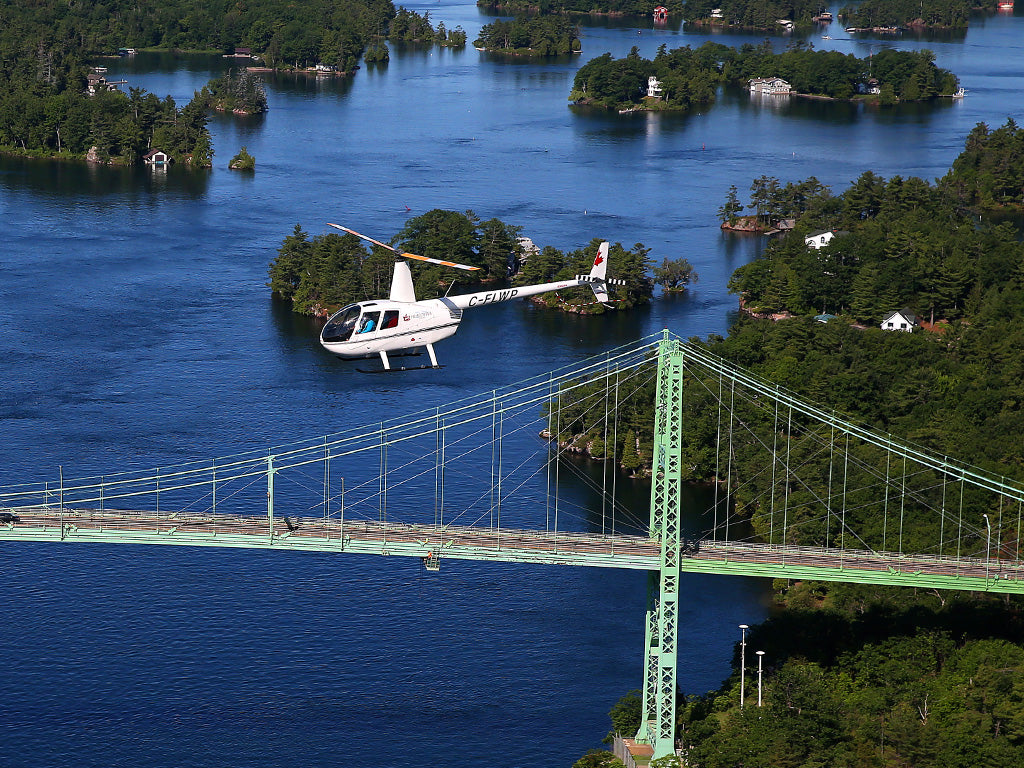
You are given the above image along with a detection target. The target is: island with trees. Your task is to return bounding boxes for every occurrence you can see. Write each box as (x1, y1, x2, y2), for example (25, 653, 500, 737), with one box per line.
(479, 0, 683, 15)
(267, 209, 688, 317)
(0, 0, 471, 164)
(570, 41, 959, 112)
(474, 17, 582, 56)
(680, 0, 829, 31)
(838, 0, 999, 31)
(196, 70, 268, 115)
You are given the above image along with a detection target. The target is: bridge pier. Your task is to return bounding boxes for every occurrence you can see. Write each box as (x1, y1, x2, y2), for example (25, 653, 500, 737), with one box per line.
(636, 333, 684, 759)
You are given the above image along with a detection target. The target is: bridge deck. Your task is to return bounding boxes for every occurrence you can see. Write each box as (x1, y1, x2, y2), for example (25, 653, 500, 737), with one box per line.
(2, 508, 1022, 594)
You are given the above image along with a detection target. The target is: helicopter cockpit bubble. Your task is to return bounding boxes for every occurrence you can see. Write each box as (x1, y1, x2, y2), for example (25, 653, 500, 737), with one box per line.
(321, 305, 361, 343)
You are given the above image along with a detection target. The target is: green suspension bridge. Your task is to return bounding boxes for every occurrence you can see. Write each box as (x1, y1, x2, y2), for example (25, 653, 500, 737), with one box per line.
(2, 331, 1023, 759)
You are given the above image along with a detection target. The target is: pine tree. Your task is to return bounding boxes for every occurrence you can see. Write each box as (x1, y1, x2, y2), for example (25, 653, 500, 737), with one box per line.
(620, 429, 641, 474)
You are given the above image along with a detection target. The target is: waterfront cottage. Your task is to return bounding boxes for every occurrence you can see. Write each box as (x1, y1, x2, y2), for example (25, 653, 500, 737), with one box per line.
(749, 77, 791, 94)
(647, 76, 663, 99)
(86, 73, 126, 95)
(881, 309, 918, 332)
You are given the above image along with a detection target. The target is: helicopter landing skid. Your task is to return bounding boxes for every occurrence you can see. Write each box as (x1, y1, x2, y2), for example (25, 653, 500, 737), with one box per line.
(357, 364, 445, 373)
(358, 344, 442, 372)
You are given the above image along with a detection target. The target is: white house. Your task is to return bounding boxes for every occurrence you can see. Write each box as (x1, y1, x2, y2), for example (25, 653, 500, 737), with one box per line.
(647, 76, 663, 99)
(710, 8, 723, 17)
(749, 77, 792, 95)
(805, 230, 836, 249)
(881, 309, 918, 332)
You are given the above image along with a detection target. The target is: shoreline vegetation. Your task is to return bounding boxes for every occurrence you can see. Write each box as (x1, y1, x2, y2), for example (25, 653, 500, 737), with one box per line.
(552, 118, 1024, 475)
(570, 41, 959, 113)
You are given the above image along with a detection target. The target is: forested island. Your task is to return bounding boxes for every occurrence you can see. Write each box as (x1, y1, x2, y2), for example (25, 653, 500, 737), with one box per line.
(0, 0, 464, 163)
(570, 41, 958, 112)
(566, 121, 1024, 767)
(479, 0, 683, 14)
(474, 17, 582, 55)
(839, 0, 997, 30)
(196, 70, 268, 115)
(267, 209, 699, 317)
(680, 0, 826, 30)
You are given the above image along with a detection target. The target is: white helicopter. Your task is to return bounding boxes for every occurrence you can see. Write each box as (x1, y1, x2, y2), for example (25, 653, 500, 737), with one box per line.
(319, 224, 624, 371)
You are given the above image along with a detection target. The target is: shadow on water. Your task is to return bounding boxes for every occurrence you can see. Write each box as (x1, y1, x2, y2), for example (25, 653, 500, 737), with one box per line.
(724, 87, 955, 125)
(99, 50, 240, 76)
(479, 51, 581, 67)
(0, 155, 211, 198)
(264, 70, 356, 99)
(269, 294, 325, 346)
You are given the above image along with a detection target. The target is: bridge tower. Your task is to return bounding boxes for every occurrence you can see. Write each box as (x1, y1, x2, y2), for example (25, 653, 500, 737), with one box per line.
(636, 332, 684, 758)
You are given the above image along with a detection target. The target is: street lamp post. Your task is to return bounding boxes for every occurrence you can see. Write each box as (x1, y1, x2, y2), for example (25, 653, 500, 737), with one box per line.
(983, 513, 992, 581)
(756, 650, 765, 707)
(739, 624, 749, 709)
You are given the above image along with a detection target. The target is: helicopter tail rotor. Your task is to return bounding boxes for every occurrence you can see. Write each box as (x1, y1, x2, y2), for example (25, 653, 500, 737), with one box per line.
(574, 241, 625, 304)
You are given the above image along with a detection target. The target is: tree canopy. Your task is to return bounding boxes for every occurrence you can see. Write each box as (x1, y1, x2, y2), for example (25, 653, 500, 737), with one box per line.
(474, 16, 581, 56)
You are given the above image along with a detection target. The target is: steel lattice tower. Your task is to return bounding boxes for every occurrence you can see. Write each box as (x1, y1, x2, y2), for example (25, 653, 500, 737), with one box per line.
(636, 332, 684, 758)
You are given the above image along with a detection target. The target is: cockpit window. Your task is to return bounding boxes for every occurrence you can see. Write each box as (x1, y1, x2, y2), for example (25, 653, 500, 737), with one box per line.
(321, 305, 361, 343)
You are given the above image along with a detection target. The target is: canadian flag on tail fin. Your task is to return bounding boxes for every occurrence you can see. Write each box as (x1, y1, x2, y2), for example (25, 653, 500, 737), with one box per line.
(580, 242, 625, 304)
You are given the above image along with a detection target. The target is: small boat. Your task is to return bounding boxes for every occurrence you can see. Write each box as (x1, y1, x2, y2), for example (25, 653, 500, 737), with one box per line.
(822, 35, 831, 39)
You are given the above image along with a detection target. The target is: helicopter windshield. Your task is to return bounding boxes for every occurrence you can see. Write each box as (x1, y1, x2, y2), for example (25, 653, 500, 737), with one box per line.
(321, 305, 361, 343)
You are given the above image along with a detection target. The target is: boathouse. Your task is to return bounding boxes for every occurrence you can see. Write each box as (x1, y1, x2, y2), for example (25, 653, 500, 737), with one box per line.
(143, 149, 170, 165)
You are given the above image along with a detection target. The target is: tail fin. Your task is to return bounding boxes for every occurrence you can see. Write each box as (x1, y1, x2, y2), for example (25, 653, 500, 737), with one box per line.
(582, 241, 624, 304)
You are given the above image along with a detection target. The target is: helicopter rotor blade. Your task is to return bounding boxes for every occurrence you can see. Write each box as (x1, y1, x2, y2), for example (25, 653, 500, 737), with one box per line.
(399, 252, 480, 271)
(327, 223, 399, 253)
(326, 223, 481, 271)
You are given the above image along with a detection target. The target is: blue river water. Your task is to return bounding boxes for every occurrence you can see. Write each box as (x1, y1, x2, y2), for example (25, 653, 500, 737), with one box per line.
(0, 4, 1022, 766)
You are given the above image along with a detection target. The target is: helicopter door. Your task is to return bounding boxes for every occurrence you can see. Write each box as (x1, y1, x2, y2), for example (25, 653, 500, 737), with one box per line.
(356, 311, 381, 334)
(381, 310, 400, 330)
